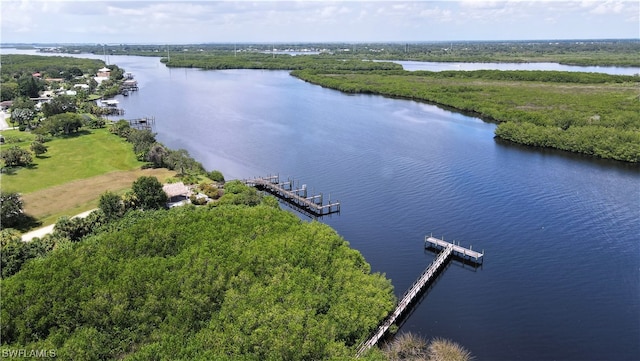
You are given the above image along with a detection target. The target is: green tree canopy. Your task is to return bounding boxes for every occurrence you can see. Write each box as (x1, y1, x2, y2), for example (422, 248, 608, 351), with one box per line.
(0, 205, 395, 360)
(98, 191, 125, 221)
(146, 143, 169, 168)
(17, 74, 43, 98)
(0, 82, 18, 101)
(9, 97, 36, 112)
(126, 129, 157, 159)
(0, 146, 33, 167)
(131, 176, 168, 210)
(38, 112, 83, 136)
(42, 95, 77, 117)
(0, 192, 24, 229)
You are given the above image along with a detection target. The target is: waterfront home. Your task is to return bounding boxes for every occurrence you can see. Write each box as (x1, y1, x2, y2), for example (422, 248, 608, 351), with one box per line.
(97, 67, 111, 78)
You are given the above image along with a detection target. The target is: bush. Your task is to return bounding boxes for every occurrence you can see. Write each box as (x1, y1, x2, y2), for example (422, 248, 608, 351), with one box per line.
(189, 194, 208, 205)
(383, 333, 473, 361)
(208, 169, 225, 183)
(198, 183, 221, 199)
(30, 141, 48, 157)
(0, 146, 33, 167)
(427, 338, 473, 361)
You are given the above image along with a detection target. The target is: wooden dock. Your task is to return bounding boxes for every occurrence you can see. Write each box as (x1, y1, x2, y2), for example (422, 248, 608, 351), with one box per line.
(356, 236, 483, 357)
(127, 116, 155, 130)
(244, 175, 340, 217)
(425, 235, 484, 263)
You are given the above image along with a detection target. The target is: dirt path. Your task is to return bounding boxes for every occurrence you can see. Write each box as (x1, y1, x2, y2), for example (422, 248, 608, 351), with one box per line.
(21, 168, 175, 220)
(0, 110, 13, 130)
(21, 209, 96, 242)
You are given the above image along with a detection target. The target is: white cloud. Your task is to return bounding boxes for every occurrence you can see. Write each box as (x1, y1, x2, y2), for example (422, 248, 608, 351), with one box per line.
(589, 1, 626, 14)
(1, 1, 638, 43)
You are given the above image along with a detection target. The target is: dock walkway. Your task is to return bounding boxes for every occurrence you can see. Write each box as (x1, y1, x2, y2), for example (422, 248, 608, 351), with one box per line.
(356, 236, 483, 357)
(244, 175, 340, 217)
(356, 244, 453, 357)
(425, 236, 484, 262)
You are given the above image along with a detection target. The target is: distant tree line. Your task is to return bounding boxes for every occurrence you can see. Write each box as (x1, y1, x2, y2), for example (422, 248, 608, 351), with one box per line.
(162, 53, 403, 71)
(45, 39, 640, 67)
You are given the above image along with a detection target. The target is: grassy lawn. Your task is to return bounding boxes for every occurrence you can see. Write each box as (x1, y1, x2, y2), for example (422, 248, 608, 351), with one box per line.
(1, 128, 177, 228)
(22, 168, 176, 227)
(1, 128, 145, 193)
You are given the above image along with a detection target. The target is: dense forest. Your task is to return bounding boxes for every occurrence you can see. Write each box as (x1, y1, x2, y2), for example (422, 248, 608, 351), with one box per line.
(1, 205, 396, 360)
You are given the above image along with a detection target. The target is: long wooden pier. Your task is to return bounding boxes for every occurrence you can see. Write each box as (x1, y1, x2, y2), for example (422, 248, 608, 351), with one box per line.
(356, 236, 483, 357)
(244, 175, 340, 217)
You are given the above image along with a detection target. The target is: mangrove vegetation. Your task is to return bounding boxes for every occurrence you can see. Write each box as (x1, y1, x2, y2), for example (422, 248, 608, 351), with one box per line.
(1, 205, 396, 360)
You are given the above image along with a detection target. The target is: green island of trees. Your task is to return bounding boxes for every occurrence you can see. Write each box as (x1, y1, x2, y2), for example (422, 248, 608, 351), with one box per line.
(1, 204, 396, 360)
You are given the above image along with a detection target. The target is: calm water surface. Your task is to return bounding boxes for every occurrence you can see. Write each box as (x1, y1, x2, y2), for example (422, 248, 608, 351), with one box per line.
(391, 60, 640, 75)
(6, 50, 639, 360)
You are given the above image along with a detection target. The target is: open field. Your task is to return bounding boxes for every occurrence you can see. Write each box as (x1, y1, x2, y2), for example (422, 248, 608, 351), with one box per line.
(21, 168, 175, 226)
(1, 128, 145, 193)
(1, 127, 176, 227)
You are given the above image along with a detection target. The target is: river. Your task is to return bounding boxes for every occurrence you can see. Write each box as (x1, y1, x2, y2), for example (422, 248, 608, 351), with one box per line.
(390, 60, 640, 75)
(4, 49, 639, 360)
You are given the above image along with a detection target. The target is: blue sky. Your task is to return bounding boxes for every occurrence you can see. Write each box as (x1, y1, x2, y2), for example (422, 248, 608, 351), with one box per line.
(2, 1, 638, 44)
